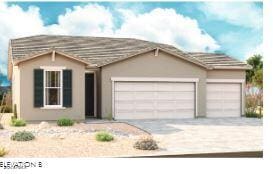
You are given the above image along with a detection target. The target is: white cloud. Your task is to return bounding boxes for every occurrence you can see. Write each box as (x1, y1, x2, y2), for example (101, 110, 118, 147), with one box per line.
(0, 2, 220, 78)
(200, 2, 262, 29)
(47, 4, 114, 36)
(245, 43, 263, 59)
(218, 31, 262, 60)
(116, 8, 220, 52)
(0, 2, 45, 75)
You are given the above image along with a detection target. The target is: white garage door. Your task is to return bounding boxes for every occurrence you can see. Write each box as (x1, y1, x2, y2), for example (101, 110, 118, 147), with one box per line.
(114, 81, 195, 119)
(207, 83, 241, 117)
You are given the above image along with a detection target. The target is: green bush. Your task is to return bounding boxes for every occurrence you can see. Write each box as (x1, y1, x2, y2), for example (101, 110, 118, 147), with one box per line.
(10, 119, 26, 127)
(246, 111, 262, 118)
(95, 131, 114, 142)
(11, 131, 35, 141)
(0, 147, 7, 157)
(57, 117, 74, 126)
(133, 136, 158, 150)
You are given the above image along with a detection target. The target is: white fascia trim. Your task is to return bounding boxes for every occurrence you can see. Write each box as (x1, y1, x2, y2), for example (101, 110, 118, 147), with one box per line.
(206, 79, 245, 83)
(40, 66, 66, 70)
(111, 77, 199, 82)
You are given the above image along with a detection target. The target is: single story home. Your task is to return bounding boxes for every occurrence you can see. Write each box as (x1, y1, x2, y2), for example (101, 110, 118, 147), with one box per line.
(7, 35, 251, 121)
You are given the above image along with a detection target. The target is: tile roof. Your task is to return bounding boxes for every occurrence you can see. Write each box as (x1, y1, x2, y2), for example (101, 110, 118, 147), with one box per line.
(9, 35, 250, 69)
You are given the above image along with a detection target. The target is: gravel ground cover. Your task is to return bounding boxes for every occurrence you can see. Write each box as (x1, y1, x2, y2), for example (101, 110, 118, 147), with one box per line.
(0, 120, 157, 157)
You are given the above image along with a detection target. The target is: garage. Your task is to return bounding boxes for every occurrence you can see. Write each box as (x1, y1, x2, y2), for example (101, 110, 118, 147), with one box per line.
(113, 79, 196, 119)
(206, 83, 241, 117)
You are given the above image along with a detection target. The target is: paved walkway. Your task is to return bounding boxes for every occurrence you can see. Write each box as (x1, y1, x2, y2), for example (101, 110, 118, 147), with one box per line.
(124, 118, 263, 155)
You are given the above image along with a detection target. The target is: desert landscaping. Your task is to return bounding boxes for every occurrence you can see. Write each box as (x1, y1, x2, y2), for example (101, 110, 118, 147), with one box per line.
(0, 114, 161, 157)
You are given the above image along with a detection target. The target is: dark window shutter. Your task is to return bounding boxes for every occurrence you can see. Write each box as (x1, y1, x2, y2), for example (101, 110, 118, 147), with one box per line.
(63, 69, 72, 107)
(34, 69, 44, 107)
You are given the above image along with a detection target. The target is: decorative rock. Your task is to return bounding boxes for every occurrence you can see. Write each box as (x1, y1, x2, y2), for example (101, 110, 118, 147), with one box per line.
(38, 121, 50, 130)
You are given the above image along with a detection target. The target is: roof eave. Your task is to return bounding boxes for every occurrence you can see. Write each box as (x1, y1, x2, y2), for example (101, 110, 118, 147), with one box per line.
(212, 65, 252, 70)
(13, 48, 95, 67)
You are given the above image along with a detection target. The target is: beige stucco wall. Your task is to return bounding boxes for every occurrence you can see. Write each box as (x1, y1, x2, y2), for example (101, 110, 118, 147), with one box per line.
(12, 65, 20, 117)
(18, 53, 86, 121)
(207, 70, 246, 79)
(100, 50, 208, 118)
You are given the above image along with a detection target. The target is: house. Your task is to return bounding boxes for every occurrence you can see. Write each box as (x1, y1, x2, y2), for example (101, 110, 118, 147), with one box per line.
(7, 35, 251, 121)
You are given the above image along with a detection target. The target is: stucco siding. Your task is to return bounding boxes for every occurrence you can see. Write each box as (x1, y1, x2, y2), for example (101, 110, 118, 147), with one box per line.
(100, 50, 207, 118)
(18, 53, 86, 121)
(12, 66, 20, 118)
(207, 70, 246, 79)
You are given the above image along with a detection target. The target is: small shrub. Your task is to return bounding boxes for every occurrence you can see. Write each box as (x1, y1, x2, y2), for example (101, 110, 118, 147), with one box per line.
(133, 136, 158, 150)
(95, 131, 114, 142)
(10, 119, 26, 127)
(246, 111, 261, 118)
(0, 147, 7, 157)
(11, 131, 35, 141)
(13, 104, 17, 119)
(57, 117, 74, 126)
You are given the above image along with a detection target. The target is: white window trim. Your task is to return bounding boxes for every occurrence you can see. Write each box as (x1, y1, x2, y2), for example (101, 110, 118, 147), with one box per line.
(41, 66, 65, 109)
(111, 77, 199, 119)
(206, 78, 245, 116)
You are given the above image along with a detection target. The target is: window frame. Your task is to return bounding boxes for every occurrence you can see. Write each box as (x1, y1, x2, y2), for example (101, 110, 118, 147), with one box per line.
(41, 66, 66, 109)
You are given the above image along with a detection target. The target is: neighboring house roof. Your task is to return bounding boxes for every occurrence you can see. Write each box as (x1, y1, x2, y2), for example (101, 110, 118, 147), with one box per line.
(9, 35, 251, 70)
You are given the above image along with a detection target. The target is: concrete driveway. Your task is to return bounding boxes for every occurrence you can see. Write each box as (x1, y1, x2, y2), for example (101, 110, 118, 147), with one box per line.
(124, 117, 263, 155)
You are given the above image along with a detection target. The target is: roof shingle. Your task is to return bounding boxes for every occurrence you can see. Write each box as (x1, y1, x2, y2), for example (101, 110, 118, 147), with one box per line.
(9, 35, 250, 69)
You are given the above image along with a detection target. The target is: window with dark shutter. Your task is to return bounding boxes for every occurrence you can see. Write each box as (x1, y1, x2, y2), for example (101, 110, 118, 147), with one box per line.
(63, 69, 72, 107)
(34, 69, 44, 107)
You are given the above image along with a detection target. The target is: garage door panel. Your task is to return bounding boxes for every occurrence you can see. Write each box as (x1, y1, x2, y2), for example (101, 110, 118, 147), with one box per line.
(156, 83, 173, 91)
(175, 91, 194, 100)
(135, 101, 154, 109)
(157, 101, 175, 109)
(157, 111, 178, 118)
(173, 83, 194, 90)
(115, 91, 134, 100)
(115, 83, 133, 91)
(175, 101, 194, 109)
(207, 83, 241, 117)
(115, 101, 134, 110)
(133, 83, 155, 91)
(135, 91, 154, 100)
(157, 92, 174, 100)
(207, 92, 222, 100)
(176, 109, 194, 117)
(222, 93, 240, 99)
(134, 110, 155, 118)
(114, 81, 195, 119)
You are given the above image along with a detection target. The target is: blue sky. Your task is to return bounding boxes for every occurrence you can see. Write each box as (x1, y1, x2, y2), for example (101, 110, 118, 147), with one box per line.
(0, 1, 263, 86)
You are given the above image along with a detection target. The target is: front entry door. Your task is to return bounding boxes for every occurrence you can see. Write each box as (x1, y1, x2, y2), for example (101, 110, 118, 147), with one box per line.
(85, 73, 94, 118)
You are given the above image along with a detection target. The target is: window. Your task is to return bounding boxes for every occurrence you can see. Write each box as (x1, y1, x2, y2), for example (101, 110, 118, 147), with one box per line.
(44, 71, 62, 106)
